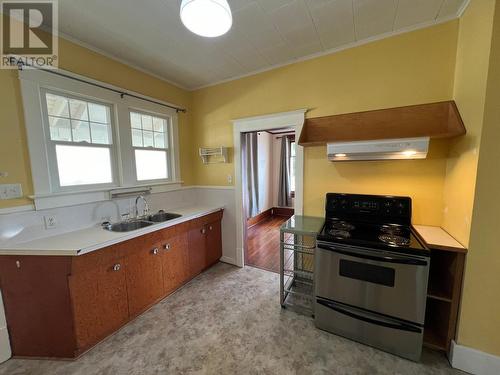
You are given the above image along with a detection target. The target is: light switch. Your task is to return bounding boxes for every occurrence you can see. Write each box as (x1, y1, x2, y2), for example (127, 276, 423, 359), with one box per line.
(0, 184, 22, 200)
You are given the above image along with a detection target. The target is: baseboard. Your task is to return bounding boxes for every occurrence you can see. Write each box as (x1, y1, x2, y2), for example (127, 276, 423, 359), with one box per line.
(247, 208, 273, 227)
(220, 255, 238, 266)
(450, 340, 500, 375)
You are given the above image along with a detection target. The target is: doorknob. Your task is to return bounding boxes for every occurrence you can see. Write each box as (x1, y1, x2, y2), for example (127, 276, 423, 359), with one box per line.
(152, 248, 159, 255)
(113, 263, 121, 271)
(164, 243, 171, 251)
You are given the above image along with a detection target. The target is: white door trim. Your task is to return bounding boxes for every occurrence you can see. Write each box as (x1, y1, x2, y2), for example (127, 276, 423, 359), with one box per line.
(232, 109, 307, 267)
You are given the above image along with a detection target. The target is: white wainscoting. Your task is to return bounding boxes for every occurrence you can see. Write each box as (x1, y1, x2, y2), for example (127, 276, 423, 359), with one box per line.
(0, 186, 239, 266)
(450, 340, 500, 375)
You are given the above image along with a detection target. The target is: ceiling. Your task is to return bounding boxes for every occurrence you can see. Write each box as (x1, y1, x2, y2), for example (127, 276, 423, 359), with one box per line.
(58, 0, 469, 90)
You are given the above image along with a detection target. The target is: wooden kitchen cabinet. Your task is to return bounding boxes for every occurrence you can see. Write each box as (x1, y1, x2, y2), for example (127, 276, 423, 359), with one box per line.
(124, 240, 165, 318)
(188, 210, 223, 277)
(161, 223, 190, 295)
(205, 219, 222, 268)
(0, 210, 223, 359)
(69, 253, 129, 351)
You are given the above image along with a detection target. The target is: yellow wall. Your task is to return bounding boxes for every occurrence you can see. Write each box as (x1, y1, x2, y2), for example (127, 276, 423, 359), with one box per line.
(442, 0, 496, 246)
(455, 0, 500, 356)
(0, 31, 192, 209)
(191, 22, 459, 224)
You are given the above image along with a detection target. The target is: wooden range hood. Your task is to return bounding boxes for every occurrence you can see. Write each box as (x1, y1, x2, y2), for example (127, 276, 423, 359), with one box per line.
(298, 101, 466, 146)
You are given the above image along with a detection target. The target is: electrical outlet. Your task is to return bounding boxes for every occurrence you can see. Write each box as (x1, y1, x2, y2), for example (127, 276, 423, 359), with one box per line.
(227, 174, 233, 184)
(44, 215, 57, 229)
(0, 184, 22, 200)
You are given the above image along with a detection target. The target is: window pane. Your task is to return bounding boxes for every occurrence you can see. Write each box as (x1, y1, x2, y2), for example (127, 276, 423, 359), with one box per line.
(71, 121, 91, 143)
(154, 133, 165, 149)
(56, 145, 113, 186)
(290, 156, 296, 192)
(132, 129, 143, 147)
(290, 142, 296, 157)
(49, 116, 72, 141)
(135, 150, 167, 181)
(46, 93, 69, 117)
(130, 112, 142, 129)
(143, 131, 154, 147)
(88, 103, 109, 123)
(90, 123, 111, 144)
(141, 115, 153, 131)
(153, 118, 165, 132)
(69, 99, 88, 121)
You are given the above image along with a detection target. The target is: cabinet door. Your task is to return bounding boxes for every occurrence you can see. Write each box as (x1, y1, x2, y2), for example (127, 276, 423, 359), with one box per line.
(205, 219, 222, 267)
(69, 257, 129, 351)
(125, 244, 165, 317)
(188, 224, 207, 277)
(162, 228, 189, 295)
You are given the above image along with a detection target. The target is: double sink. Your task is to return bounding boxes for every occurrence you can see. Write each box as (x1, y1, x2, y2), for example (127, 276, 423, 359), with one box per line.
(103, 210, 182, 232)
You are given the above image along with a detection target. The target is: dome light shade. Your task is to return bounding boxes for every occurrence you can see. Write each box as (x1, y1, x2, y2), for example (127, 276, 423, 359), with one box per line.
(180, 0, 232, 37)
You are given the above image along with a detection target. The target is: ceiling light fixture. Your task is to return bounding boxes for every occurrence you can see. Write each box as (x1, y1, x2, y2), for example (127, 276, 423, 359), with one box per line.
(401, 150, 418, 157)
(180, 0, 232, 38)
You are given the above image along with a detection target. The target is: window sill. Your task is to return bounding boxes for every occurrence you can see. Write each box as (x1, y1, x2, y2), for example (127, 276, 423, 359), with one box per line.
(28, 181, 184, 210)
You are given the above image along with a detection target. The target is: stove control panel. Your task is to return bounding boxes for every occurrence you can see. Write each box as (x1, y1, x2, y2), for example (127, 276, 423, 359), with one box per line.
(325, 193, 411, 224)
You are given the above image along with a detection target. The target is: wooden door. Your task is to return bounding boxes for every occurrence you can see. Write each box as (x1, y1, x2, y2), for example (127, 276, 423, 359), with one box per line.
(69, 253, 129, 351)
(187, 223, 207, 277)
(161, 225, 189, 295)
(125, 243, 165, 317)
(205, 219, 222, 268)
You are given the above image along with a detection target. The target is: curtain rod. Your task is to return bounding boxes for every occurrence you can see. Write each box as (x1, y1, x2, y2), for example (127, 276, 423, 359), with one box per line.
(17, 64, 187, 113)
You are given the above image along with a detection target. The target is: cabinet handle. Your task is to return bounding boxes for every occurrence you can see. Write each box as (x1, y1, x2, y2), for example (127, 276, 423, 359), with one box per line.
(209, 225, 213, 231)
(201, 228, 206, 234)
(113, 263, 121, 271)
(164, 243, 171, 251)
(152, 248, 159, 255)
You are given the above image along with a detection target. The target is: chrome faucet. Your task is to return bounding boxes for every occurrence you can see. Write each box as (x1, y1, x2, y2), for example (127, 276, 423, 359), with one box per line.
(134, 195, 150, 219)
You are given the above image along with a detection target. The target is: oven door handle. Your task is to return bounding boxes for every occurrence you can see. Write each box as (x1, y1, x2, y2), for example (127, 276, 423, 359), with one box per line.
(317, 299, 422, 333)
(317, 244, 428, 266)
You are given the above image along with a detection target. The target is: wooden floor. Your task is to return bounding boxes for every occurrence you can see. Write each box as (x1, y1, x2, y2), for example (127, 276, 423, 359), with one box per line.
(246, 215, 291, 273)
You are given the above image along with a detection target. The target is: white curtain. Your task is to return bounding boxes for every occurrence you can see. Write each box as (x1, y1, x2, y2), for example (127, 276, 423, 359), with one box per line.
(278, 136, 292, 207)
(242, 132, 259, 218)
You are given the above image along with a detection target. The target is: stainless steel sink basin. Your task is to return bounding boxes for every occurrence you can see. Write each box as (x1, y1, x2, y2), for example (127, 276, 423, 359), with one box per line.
(104, 220, 154, 232)
(147, 211, 182, 223)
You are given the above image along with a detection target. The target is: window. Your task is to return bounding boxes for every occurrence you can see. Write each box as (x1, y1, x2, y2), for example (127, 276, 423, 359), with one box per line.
(130, 111, 170, 181)
(43, 92, 115, 188)
(290, 140, 296, 194)
(19, 68, 181, 209)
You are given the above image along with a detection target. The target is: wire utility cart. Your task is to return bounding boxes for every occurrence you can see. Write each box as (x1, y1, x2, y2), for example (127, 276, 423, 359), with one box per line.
(280, 215, 324, 316)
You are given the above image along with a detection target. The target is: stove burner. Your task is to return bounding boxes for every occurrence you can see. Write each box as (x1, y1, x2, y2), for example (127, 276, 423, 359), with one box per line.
(328, 229, 351, 239)
(329, 220, 355, 231)
(380, 225, 408, 235)
(378, 233, 410, 247)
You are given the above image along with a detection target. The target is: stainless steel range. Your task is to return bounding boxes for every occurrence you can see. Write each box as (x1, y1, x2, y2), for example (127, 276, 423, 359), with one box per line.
(314, 193, 430, 362)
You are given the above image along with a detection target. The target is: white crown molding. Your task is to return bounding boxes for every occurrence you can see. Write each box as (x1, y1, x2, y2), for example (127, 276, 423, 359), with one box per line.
(40, 2, 470, 92)
(192, 14, 462, 91)
(57, 32, 191, 91)
(450, 340, 500, 375)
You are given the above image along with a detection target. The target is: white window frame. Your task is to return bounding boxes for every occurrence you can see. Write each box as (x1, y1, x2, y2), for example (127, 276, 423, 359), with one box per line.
(18, 68, 182, 210)
(128, 108, 173, 184)
(40, 88, 119, 192)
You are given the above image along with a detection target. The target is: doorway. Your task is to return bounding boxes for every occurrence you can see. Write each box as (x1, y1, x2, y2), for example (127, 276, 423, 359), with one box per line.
(232, 109, 306, 269)
(243, 129, 295, 272)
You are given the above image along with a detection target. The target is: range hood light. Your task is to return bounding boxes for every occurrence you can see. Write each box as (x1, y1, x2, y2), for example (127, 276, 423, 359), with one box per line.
(327, 137, 430, 161)
(180, 0, 232, 37)
(401, 150, 417, 157)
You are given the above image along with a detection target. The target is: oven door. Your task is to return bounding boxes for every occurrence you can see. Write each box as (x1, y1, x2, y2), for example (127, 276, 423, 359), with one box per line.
(315, 242, 429, 324)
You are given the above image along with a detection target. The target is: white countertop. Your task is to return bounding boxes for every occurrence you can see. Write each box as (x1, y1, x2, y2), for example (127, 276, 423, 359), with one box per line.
(0, 205, 224, 256)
